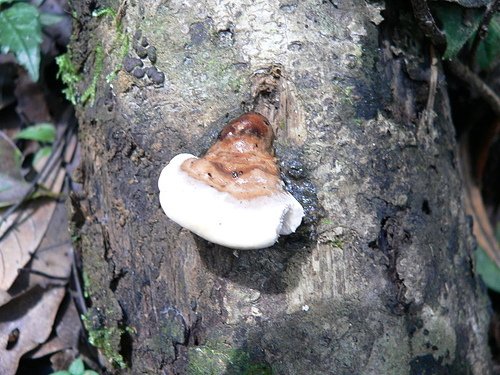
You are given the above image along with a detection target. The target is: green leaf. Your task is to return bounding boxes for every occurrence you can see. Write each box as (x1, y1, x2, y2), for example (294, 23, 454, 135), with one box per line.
(0, 131, 30, 207)
(475, 246, 500, 293)
(475, 14, 500, 70)
(14, 123, 56, 143)
(33, 145, 52, 167)
(68, 358, 85, 375)
(82, 371, 99, 375)
(432, 3, 483, 60)
(447, 0, 491, 6)
(0, 0, 15, 4)
(39, 12, 65, 27)
(49, 371, 72, 375)
(0, 3, 42, 81)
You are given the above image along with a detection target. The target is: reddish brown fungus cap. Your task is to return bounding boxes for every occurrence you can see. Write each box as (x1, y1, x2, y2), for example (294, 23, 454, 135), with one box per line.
(158, 112, 304, 249)
(181, 112, 281, 200)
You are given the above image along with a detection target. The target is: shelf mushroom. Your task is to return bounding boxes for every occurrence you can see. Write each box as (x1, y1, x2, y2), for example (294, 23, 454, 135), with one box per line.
(158, 112, 304, 249)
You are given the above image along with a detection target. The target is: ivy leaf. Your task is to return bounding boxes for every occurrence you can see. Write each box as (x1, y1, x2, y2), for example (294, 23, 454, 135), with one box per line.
(14, 123, 56, 143)
(475, 14, 500, 70)
(432, 3, 483, 60)
(68, 358, 85, 375)
(476, 247, 500, 292)
(0, 3, 42, 81)
(476, 224, 500, 292)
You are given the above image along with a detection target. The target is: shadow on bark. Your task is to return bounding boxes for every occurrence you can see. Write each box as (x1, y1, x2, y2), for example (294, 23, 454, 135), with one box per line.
(197, 233, 312, 294)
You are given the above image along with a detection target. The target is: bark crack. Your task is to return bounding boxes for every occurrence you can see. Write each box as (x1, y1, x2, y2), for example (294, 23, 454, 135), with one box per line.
(370, 216, 411, 315)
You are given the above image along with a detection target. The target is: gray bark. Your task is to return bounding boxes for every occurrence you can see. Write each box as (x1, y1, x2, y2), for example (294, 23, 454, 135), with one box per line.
(70, 0, 492, 373)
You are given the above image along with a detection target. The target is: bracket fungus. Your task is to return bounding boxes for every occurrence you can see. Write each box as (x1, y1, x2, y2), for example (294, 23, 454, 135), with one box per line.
(158, 112, 304, 249)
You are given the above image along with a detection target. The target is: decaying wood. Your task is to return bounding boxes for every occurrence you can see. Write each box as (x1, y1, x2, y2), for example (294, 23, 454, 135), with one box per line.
(70, 1, 492, 373)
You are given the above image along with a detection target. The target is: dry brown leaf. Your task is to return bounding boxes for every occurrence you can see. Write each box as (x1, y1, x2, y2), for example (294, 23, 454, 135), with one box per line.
(0, 131, 30, 207)
(0, 286, 65, 375)
(29, 295, 81, 359)
(0, 167, 65, 291)
(0, 201, 73, 306)
(0, 199, 58, 291)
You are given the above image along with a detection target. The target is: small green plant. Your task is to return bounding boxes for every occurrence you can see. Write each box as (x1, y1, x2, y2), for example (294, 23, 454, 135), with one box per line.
(56, 53, 82, 105)
(50, 357, 99, 375)
(14, 122, 56, 166)
(81, 313, 127, 369)
(0, 0, 64, 81)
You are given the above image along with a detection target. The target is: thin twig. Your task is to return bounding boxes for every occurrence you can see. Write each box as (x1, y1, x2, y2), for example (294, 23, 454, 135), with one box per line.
(70, 247, 87, 315)
(446, 59, 500, 118)
(419, 45, 439, 129)
(18, 268, 69, 281)
(410, 0, 447, 49)
(468, 0, 500, 68)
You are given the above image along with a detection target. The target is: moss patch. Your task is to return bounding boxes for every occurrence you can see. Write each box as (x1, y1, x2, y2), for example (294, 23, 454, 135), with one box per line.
(56, 52, 81, 105)
(81, 44, 104, 105)
(81, 310, 128, 369)
(188, 342, 272, 375)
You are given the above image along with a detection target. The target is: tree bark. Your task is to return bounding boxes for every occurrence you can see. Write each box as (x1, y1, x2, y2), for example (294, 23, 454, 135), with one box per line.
(70, 0, 492, 373)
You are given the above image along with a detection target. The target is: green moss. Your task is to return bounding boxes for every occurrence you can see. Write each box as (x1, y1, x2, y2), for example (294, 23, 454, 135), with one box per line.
(188, 342, 272, 375)
(92, 7, 117, 19)
(56, 52, 81, 105)
(56, 44, 105, 107)
(81, 312, 127, 369)
(82, 271, 91, 298)
(81, 44, 104, 105)
(320, 218, 334, 226)
(353, 118, 363, 126)
(228, 75, 245, 93)
(65, 3, 129, 105)
(330, 239, 344, 249)
(341, 85, 354, 106)
(90, 4, 130, 83)
(105, 30, 130, 83)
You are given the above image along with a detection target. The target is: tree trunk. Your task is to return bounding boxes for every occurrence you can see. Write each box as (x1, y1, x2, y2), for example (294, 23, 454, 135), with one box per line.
(70, 0, 492, 373)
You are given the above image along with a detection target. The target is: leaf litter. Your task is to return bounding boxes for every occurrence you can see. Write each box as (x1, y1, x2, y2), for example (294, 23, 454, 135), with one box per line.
(0, 0, 89, 368)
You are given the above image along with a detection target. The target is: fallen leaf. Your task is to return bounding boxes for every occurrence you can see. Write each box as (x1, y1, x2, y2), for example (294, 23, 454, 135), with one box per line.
(0, 200, 73, 305)
(0, 131, 30, 207)
(29, 295, 81, 359)
(0, 286, 65, 375)
(0, 167, 65, 291)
